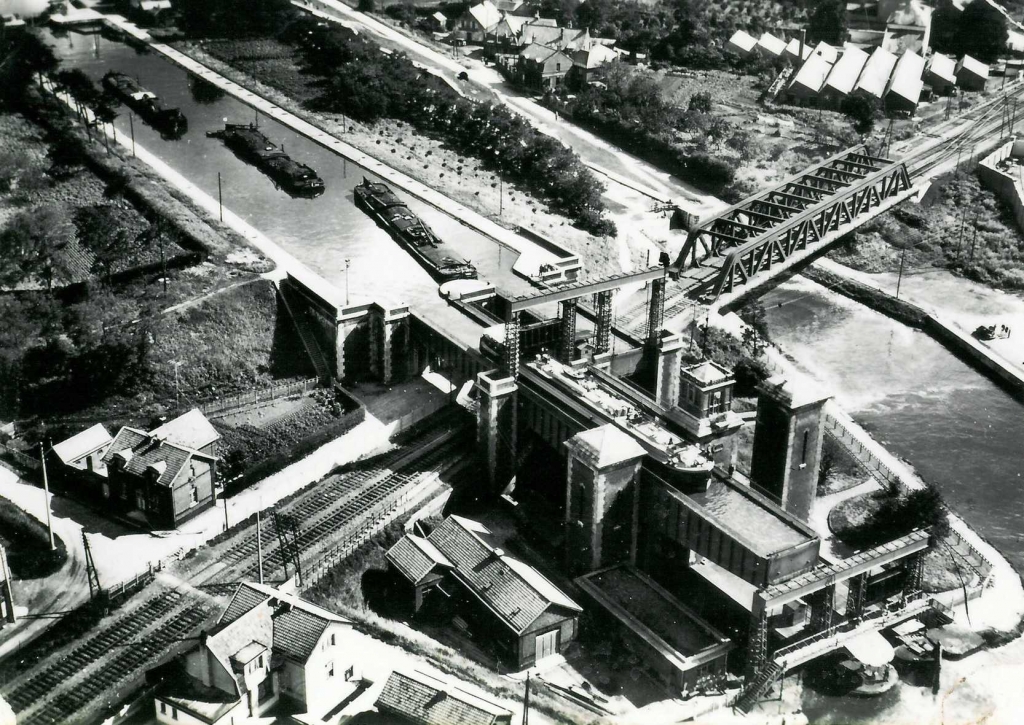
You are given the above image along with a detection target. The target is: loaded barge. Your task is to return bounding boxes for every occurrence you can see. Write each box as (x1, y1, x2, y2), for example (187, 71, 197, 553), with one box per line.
(101, 71, 187, 138)
(206, 123, 325, 198)
(354, 178, 477, 281)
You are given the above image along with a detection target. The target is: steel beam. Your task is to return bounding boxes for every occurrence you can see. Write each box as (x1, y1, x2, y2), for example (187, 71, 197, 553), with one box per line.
(509, 267, 666, 312)
(595, 290, 613, 353)
(558, 299, 577, 364)
(647, 277, 666, 345)
(503, 310, 521, 377)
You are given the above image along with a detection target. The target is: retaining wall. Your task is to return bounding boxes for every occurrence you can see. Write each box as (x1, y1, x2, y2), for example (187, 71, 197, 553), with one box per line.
(977, 137, 1024, 235)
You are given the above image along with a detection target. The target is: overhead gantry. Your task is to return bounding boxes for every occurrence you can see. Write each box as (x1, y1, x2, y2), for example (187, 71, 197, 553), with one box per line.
(675, 145, 914, 299)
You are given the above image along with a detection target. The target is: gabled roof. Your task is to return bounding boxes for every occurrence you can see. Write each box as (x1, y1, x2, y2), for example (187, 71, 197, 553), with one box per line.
(432, 11, 446, 22)
(521, 24, 587, 50)
(755, 32, 787, 57)
(682, 360, 735, 386)
(956, 54, 989, 80)
(784, 38, 812, 62)
(925, 53, 957, 85)
(387, 534, 455, 585)
(214, 583, 351, 676)
(376, 669, 513, 725)
(426, 516, 581, 635)
(823, 46, 869, 95)
(726, 30, 757, 54)
(855, 47, 898, 98)
(813, 41, 839, 64)
(100, 427, 210, 487)
(565, 424, 646, 468)
(151, 409, 220, 451)
(885, 50, 925, 103)
(52, 424, 112, 465)
(468, 0, 502, 31)
(494, 14, 529, 36)
(572, 44, 617, 69)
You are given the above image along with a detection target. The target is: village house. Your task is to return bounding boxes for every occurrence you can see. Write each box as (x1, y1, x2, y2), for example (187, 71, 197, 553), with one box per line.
(150, 583, 359, 725)
(454, 0, 508, 43)
(49, 408, 221, 529)
(503, 43, 575, 91)
(375, 669, 514, 725)
(570, 44, 619, 86)
(386, 515, 582, 669)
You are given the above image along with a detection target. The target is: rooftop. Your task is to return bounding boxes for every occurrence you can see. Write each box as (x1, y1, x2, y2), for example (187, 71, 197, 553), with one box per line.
(957, 54, 989, 80)
(680, 360, 734, 387)
(100, 427, 209, 487)
(926, 53, 957, 84)
(376, 669, 513, 725)
(51, 424, 111, 466)
(758, 373, 831, 410)
(790, 52, 835, 94)
(385, 533, 454, 585)
(565, 424, 646, 469)
(726, 29, 757, 53)
(824, 46, 870, 95)
(855, 47, 899, 98)
(756, 32, 787, 56)
(151, 408, 220, 451)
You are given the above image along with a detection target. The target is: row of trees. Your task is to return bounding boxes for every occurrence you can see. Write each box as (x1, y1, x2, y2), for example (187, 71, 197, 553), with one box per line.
(281, 16, 615, 235)
(932, 0, 1009, 64)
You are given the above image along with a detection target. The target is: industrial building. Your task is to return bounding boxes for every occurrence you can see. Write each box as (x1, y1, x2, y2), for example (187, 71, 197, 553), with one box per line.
(854, 47, 899, 100)
(956, 54, 990, 91)
(885, 50, 926, 115)
(924, 52, 957, 94)
(821, 46, 870, 106)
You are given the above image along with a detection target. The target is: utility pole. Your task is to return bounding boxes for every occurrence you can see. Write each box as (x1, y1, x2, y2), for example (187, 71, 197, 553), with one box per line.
(522, 672, 530, 725)
(344, 258, 351, 306)
(499, 176, 503, 216)
(223, 498, 230, 533)
(968, 223, 979, 265)
(129, 112, 136, 157)
(39, 443, 55, 551)
(896, 246, 907, 299)
(218, 172, 224, 221)
(160, 233, 167, 295)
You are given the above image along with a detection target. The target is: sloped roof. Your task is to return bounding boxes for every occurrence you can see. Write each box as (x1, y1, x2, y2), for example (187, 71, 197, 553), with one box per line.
(522, 24, 587, 49)
(855, 47, 898, 98)
(209, 596, 274, 696)
(926, 52, 957, 85)
(824, 45, 869, 95)
(427, 516, 581, 635)
(813, 41, 839, 64)
(387, 534, 454, 585)
(100, 427, 205, 487)
(886, 50, 925, 103)
(432, 11, 446, 21)
(376, 669, 512, 725)
(784, 38, 812, 62)
(682, 360, 734, 386)
(726, 29, 757, 54)
(152, 408, 220, 452)
(520, 42, 557, 61)
(957, 54, 989, 80)
(468, 1, 502, 31)
(756, 32, 787, 57)
(565, 424, 646, 468)
(572, 44, 617, 69)
(52, 424, 111, 465)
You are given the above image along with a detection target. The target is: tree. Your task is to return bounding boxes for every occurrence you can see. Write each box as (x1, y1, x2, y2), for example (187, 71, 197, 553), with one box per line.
(0, 31, 58, 110)
(688, 90, 713, 114)
(841, 94, 878, 135)
(357, 0, 375, 12)
(0, 205, 77, 291)
(809, 0, 846, 45)
(933, 0, 1007, 63)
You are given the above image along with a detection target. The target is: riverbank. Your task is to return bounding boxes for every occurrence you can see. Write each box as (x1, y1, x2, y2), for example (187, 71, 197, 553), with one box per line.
(804, 259, 1024, 400)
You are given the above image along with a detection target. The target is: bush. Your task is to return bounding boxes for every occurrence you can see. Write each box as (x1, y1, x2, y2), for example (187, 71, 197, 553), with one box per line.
(839, 482, 949, 549)
(0, 498, 67, 579)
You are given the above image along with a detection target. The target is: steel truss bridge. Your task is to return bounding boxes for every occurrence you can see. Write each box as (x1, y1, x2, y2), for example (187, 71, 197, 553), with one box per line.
(675, 145, 915, 299)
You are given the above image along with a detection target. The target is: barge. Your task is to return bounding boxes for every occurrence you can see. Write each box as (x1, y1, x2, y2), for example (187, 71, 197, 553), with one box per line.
(101, 71, 187, 138)
(206, 123, 325, 198)
(354, 178, 477, 281)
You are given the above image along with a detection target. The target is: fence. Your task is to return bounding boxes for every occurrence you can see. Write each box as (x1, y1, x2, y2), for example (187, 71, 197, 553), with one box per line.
(198, 377, 320, 419)
(388, 396, 453, 436)
(823, 411, 906, 491)
(104, 547, 183, 608)
(0, 443, 41, 472)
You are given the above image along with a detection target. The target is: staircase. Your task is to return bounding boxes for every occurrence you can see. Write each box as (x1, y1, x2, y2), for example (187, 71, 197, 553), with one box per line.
(762, 66, 794, 105)
(276, 281, 331, 383)
(732, 662, 783, 714)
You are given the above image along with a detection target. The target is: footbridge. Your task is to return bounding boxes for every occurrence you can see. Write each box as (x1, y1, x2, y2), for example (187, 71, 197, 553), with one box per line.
(673, 145, 915, 301)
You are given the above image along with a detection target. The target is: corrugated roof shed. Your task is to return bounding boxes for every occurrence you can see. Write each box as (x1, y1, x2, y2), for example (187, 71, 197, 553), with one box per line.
(855, 47, 898, 98)
(783, 38, 812, 62)
(885, 50, 925, 104)
(726, 29, 757, 55)
(376, 669, 512, 725)
(823, 46, 869, 96)
(926, 53, 957, 86)
(52, 424, 112, 466)
(387, 534, 454, 585)
(427, 516, 581, 635)
(756, 32, 787, 58)
(957, 54, 989, 82)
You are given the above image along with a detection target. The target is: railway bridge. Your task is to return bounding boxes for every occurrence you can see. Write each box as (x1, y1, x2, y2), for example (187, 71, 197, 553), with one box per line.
(672, 144, 915, 303)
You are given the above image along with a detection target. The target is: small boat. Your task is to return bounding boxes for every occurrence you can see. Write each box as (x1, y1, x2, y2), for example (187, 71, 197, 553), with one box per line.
(973, 324, 1010, 341)
(206, 123, 325, 198)
(102, 71, 187, 138)
(354, 178, 477, 281)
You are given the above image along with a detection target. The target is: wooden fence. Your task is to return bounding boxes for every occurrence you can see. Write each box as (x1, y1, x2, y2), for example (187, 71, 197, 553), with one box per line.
(199, 377, 320, 419)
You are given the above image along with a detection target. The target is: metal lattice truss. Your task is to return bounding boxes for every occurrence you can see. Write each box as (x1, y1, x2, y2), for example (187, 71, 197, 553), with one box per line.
(677, 145, 913, 298)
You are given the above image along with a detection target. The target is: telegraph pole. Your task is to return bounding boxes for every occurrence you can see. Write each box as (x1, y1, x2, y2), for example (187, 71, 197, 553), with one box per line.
(896, 246, 907, 299)
(39, 443, 55, 551)
(129, 112, 136, 157)
(257, 507, 264, 585)
(344, 258, 351, 306)
(218, 172, 224, 221)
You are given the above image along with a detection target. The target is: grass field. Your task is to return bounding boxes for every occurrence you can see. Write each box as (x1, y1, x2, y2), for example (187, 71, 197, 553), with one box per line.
(0, 498, 67, 579)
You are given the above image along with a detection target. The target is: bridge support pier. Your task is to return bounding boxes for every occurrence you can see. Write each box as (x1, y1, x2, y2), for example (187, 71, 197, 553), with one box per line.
(595, 290, 614, 354)
(503, 311, 522, 378)
(646, 277, 666, 346)
(476, 370, 518, 494)
(846, 572, 868, 621)
(902, 551, 925, 604)
(653, 332, 684, 409)
(558, 299, 578, 364)
(809, 584, 836, 634)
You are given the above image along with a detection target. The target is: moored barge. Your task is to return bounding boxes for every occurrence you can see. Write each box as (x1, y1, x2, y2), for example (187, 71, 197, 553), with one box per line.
(101, 71, 187, 138)
(206, 123, 325, 198)
(354, 178, 476, 281)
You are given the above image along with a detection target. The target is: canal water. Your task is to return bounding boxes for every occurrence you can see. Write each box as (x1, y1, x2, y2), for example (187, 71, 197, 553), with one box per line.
(761, 276, 1024, 723)
(42, 29, 536, 346)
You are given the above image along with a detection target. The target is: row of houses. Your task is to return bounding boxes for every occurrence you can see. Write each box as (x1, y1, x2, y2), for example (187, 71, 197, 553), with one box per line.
(48, 408, 220, 530)
(786, 44, 988, 114)
(452, 0, 620, 90)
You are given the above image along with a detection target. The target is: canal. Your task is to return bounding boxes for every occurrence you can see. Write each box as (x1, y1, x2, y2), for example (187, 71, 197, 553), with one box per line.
(42, 28, 539, 347)
(761, 276, 1024, 722)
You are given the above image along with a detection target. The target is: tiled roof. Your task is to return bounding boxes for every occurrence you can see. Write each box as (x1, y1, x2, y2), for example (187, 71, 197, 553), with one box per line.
(572, 44, 617, 69)
(152, 409, 220, 452)
(519, 42, 557, 61)
(209, 599, 274, 696)
(52, 424, 112, 465)
(376, 670, 512, 725)
(855, 47, 898, 98)
(220, 584, 269, 625)
(522, 24, 586, 50)
(682, 360, 733, 386)
(427, 516, 580, 635)
(100, 427, 201, 487)
(387, 534, 454, 585)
